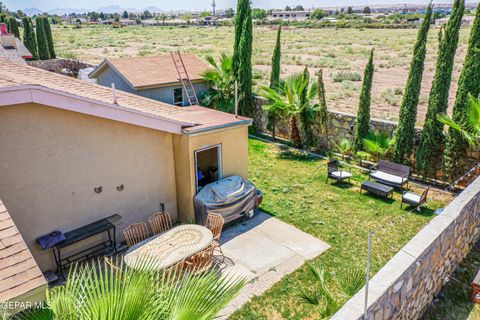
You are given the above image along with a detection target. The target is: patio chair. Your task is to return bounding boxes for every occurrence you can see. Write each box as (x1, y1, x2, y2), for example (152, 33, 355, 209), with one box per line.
(148, 211, 172, 235)
(123, 222, 149, 247)
(326, 159, 353, 183)
(401, 188, 429, 210)
(205, 213, 225, 259)
(183, 246, 214, 275)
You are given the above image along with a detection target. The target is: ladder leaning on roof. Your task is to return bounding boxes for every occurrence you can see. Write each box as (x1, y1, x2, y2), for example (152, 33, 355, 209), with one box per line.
(170, 51, 199, 106)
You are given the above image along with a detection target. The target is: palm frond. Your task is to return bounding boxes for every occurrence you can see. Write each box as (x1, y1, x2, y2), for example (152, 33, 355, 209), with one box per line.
(336, 268, 366, 297)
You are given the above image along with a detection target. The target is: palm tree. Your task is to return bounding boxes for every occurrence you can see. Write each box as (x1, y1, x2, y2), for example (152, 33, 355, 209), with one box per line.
(260, 73, 319, 146)
(438, 94, 480, 146)
(333, 138, 352, 160)
(201, 54, 236, 113)
(17, 257, 245, 320)
(296, 261, 365, 318)
(363, 131, 396, 162)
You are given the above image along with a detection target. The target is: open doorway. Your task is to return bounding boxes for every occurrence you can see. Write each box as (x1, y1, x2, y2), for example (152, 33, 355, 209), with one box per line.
(195, 144, 222, 192)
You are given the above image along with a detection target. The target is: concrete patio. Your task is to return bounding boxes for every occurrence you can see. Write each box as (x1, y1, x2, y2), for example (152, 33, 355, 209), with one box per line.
(217, 211, 330, 318)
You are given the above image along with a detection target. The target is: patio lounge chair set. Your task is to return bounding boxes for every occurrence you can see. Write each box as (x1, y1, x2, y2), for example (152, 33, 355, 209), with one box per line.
(327, 159, 429, 210)
(122, 212, 225, 274)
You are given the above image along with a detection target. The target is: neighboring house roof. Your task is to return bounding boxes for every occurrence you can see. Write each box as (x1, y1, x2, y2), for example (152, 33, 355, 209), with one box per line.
(0, 35, 32, 64)
(0, 199, 46, 303)
(89, 54, 210, 90)
(0, 59, 250, 135)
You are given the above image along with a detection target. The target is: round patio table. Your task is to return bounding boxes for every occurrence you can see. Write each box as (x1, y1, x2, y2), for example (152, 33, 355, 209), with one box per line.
(124, 224, 213, 270)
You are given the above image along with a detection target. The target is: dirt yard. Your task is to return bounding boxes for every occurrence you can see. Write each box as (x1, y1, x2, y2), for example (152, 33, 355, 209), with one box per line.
(52, 25, 470, 125)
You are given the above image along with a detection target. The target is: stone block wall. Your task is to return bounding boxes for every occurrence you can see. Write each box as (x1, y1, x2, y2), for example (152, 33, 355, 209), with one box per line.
(331, 177, 480, 320)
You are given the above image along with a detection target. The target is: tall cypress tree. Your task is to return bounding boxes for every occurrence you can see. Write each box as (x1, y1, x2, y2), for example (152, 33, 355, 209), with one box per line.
(317, 69, 328, 144)
(43, 17, 56, 59)
(22, 17, 38, 60)
(237, 8, 253, 117)
(35, 16, 49, 60)
(393, 5, 433, 164)
(232, 0, 249, 76)
(443, 2, 480, 180)
(353, 49, 374, 151)
(8, 16, 20, 38)
(270, 25, 282, 89)
(416, 0, 465, 177)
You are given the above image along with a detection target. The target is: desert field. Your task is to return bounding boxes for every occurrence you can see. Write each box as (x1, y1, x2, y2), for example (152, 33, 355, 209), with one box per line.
(52, 25, 470, 125)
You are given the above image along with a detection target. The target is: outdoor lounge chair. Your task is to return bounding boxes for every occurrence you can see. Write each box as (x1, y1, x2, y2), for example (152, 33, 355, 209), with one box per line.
(205, 213, 225, 259)
(401, 188, 429, 210)
(148, 211, 173, 235)
(369, 160, 411, 191)
(326, 160, 353, 183)
(123, 222, 149, 247)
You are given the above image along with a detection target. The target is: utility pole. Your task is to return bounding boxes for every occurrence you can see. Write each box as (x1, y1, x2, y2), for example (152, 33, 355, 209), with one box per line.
(212, 0, 216, 16)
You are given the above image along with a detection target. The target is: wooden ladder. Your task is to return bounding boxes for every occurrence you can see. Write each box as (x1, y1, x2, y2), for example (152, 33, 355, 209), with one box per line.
(170, 51, 199, 106)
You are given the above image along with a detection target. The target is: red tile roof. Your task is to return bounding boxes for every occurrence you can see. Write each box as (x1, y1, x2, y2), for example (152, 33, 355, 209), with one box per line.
(0, 199, 46, 303)
(90, 54, 210, 89)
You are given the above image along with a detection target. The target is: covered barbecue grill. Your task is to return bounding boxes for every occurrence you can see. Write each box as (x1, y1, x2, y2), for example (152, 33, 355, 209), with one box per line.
(194, 175, 259, 225)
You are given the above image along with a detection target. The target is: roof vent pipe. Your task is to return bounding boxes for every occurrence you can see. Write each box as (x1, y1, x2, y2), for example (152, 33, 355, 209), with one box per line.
(111, 83, 117, 104)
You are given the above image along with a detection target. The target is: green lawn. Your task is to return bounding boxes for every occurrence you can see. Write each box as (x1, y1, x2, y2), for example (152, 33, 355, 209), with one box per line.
(230, 137, 451, 319)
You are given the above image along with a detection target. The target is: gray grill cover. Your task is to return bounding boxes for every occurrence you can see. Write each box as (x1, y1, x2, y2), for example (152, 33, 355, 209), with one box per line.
(194, 176, 258, 225)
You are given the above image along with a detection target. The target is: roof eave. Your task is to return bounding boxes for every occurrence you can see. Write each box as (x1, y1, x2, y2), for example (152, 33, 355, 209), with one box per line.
(0, 84, 194, 134)
(182, 119, 253, 136)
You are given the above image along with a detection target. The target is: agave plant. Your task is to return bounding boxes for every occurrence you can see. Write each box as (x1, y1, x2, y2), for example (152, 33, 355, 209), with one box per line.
(296, 261, 365, 319)
(438, 94, 480, 146)
(363, 131, 396, 162)
(15, 256, 245, 320)
(333, 138, 352, 161)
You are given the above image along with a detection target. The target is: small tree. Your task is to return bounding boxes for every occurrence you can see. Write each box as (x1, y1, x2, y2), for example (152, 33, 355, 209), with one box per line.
(270, 25, 281, 89)
(22, 17, 38, 60)
(363, 6, 371, 14)
(347, 7, 353, 14)
(237, 7, 253, 117)
(35, 16, 49, 60)
(393, 5, 432, 164)
(8, 16, 20, 38)
(353, 49, 374, 151)
(311, 9, 325, 20)
(42, 16, 56, 59)
(416, 0, 465, 178)
(443, 2, 480, 180)
(317, 69, 329, 149)
(123, 10, 128, 19)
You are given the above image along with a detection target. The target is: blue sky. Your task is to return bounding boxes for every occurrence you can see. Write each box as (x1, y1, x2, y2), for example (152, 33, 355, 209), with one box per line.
(5, 0, 454, 11)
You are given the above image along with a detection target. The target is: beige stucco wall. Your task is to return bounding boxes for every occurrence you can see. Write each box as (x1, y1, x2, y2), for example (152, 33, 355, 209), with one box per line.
(173, 126, 249, 222)
(0, 103, 178, 272)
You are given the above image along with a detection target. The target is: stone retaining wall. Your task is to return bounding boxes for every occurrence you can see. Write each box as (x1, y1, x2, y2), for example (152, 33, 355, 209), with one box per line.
(331, 177, 480, 320)
(27, 59, 95, 76)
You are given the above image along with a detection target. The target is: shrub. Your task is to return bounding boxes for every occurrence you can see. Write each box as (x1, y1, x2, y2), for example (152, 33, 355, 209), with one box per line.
(332, 71, 361, 82)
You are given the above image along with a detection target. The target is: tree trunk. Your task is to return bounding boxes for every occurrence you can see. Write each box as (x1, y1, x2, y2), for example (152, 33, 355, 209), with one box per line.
(290, 115, 301, 147)
(272, 116, 276, 140)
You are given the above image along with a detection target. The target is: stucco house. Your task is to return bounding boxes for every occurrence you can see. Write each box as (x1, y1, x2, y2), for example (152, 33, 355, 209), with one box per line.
(0, 58, 251, 311)
(89, 54, 211, 106)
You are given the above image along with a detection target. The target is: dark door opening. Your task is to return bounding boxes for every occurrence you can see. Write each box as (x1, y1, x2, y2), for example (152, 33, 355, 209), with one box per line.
(195, 145, 222, 192)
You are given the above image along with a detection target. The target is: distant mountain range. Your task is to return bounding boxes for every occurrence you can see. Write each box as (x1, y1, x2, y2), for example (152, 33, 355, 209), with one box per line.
(22, 5, 175, 16)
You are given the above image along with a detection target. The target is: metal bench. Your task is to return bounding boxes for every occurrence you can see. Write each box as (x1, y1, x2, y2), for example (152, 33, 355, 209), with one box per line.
(52, 214, 121, 278)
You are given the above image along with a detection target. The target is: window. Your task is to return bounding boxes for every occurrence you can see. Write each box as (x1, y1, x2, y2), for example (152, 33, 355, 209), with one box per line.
(173, 88, 183, 106)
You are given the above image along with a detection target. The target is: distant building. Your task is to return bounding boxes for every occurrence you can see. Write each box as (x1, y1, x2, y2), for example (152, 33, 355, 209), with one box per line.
(435, 15, 475, 26)
(268, 10, 311, 20)
(89, 54, 211, 107)
(0, 23, 32, 63)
